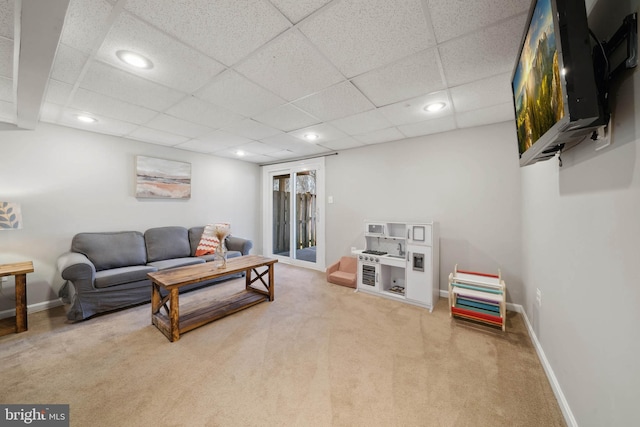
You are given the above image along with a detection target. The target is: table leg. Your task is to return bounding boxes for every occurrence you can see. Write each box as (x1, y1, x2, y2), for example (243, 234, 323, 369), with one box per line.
(151, 282, 160, 317)
(169, 288, 180, 342)
(14, 273, 27, 333)
(268, 265, 274, 301)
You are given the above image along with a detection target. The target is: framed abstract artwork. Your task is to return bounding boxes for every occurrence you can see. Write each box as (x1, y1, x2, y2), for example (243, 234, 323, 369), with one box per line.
(135, 156, 191, 199)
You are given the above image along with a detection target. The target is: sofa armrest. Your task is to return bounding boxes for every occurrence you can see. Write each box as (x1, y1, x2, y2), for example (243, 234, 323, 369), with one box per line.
(326, 260, 340, 279)
(57, 252, 97, 296)
(226, 236, 253, 255)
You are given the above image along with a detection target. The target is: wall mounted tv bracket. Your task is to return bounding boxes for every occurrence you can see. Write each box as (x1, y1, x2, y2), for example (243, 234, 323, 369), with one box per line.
(589, 12, 638, 149)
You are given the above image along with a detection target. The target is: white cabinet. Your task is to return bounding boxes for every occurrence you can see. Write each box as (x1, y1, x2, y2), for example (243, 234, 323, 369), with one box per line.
(356, 221, 439, 311)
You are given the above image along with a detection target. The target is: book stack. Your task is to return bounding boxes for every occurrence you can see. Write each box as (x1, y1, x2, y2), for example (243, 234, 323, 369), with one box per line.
(448, 265, 506, 331)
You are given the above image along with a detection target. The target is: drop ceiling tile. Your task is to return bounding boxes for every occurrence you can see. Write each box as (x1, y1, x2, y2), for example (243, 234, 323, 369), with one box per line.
(56, 106, 140, 136)
(193, 130, 253, 148)
(0, 76, 11, 102)
(288, 123, 347, 143)
(0, 37, 13, 78)
(127, 127, 189, 146)
(50, 44, 89, 84)
(269, 0, 332, 24)
(299, 0, 436, 78)
(125, 0, 291, 66)
(96, 12, 225, 93)
(455, 102, 515, 128)
(81, 62, 185, 111)
(318, 136, 363, 151)
(222, 118, 283, 140)
(252, 103, 319, 132)
(427, 0, 530, 43)
(236, 141, 282, 155)
(293, 81, 374, 122)
(174, 139, 219, 154)
(235, 28, 344, 102)
(450, 72, 513, 113)
(352, 48, 446, 107)
(329, 109, 393, 136)
(397, 115, 456, 138)
(165, 97, 244, 129)
(0, 0, 14, 39)
(378, 91, 451, 126)
(45, 80, 73, 105)
(215, 149, 271, 163)
(439, 14, 527, 86)
(260, 133, 311, 151)
(71, 88, 158, 124)
(39, 102, 63, 123)
(353, 127, 405, 145)
(196, 70, 286, 117)
(264, 149, 299, 160)
(60, 0, 113, 54)
(144, 114, 214, 139)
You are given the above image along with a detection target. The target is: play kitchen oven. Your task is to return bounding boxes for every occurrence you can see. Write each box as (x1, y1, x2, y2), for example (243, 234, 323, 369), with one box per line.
(357, 250, 385, 288)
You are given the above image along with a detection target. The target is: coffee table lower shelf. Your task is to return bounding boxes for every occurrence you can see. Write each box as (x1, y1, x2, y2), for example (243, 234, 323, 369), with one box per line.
(152, 289, 268, 340)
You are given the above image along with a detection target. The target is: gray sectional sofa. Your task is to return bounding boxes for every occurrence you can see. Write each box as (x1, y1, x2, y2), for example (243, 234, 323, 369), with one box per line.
(57, 226, 253, 321)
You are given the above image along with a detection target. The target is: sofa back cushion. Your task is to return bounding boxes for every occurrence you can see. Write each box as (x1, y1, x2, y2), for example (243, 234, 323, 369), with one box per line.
(188, 227, 205, 256)
(145, 226, 191, 262)
(72, 231, 147, 272)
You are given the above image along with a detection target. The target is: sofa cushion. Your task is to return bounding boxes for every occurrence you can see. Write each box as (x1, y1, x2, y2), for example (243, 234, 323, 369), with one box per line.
(94, 265, 158, 289)
(147, 257, 205, 270)
(145, 226, 191, 262)
(188, 227, 205, 255)
(72, 231, 147, 272)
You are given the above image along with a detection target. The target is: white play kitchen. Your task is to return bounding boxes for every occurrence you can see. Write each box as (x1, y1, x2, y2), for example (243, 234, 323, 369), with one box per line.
(353, 221, 439, 311)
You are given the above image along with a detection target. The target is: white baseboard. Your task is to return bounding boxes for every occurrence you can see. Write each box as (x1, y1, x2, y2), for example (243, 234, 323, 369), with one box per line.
(439, 289, 576, 427)
(0, 298, 64, 319)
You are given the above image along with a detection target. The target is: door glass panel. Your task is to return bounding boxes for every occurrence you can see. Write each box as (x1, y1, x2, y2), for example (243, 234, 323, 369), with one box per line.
(272, 173, 290, 258)
(294, 170, 316, 263)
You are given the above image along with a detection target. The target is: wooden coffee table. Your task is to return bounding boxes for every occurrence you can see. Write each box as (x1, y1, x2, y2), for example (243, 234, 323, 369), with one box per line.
(148, 255, 277, 342)
(0, 261, 33, 337)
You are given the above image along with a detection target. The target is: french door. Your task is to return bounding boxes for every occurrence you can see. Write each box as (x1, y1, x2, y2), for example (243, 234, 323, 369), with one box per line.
(262, 158, 325, 271)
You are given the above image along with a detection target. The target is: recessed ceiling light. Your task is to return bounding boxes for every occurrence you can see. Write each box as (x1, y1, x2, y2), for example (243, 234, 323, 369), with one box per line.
(76, 114, 97, 123)
(424, 102, 446, 112)
(304, 133, 319, 141)
(116, 50, 153, 69)
(236, 150, 245, 157)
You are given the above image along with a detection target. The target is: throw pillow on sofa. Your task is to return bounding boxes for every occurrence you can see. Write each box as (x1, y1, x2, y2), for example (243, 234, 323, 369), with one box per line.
(195, 224, 219, 256)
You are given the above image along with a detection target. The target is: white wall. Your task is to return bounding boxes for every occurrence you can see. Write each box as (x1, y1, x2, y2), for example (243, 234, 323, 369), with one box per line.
(0, 123, 261, 312)
(521, 1, 640, 425)
(325, 121, 523, 300)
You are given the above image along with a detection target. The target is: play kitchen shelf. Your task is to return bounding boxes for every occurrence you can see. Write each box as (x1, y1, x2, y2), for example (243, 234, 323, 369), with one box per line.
(355, 221, 439, 311)
(448, 264, 506, 331)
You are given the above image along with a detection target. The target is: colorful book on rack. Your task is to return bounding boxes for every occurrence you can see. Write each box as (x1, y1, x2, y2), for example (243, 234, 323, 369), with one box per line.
(451, 306, 503, 326)
(456, 297, 500, 313)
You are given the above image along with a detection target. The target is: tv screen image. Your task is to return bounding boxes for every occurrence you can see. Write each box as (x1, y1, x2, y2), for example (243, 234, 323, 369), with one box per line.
(512, 0, 565, 156)
(511, 0, 602, 167)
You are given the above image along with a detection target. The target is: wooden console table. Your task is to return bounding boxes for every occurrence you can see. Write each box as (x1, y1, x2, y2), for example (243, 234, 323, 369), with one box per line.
(148, 255, 277, 342)
(0, 261, 34, 337)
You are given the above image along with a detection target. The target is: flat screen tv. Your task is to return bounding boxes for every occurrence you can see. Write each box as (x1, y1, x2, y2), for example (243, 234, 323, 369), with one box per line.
(512, 0, 603, 166)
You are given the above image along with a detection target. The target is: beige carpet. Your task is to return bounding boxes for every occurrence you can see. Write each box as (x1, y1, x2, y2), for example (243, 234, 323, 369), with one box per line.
(0, 264, 565, 426)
